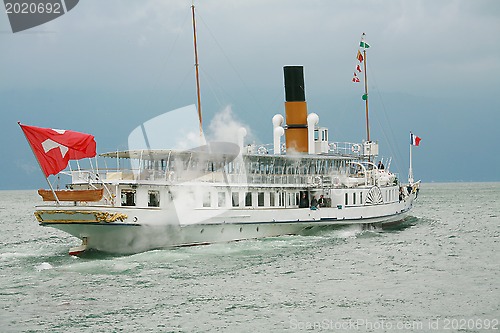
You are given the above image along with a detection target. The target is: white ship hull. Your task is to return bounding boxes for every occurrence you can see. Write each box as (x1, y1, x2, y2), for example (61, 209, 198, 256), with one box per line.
(36, 192, 416, 254)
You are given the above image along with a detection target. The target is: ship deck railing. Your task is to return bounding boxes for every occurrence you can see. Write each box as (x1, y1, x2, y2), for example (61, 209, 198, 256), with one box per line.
(69, 168, 385, 189)
(252, 141, 367, 158)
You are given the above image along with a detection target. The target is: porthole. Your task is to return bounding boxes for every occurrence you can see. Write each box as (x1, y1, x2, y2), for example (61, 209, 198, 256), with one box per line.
(200, 229, 204, 234)
(256, 227, 259, 232)
(239, 227, 243, 232)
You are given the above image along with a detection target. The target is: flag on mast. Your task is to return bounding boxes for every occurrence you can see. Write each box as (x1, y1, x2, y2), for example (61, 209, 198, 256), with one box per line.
(360, 33, 370, 49)
(410, 132, 421, 146)
(19, 123, 97, 177)
(356, 50, 364, 62)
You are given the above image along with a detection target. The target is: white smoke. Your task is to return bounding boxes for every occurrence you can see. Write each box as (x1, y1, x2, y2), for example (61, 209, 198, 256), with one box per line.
(206, 106, 252, 144)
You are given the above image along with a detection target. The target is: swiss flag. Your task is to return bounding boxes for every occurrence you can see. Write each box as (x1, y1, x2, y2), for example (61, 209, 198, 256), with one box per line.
(19, 123, 96, 177)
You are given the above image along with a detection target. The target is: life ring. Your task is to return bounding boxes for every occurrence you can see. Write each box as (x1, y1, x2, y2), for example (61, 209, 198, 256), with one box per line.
(257, 146, 267, 154)
(333, 177, 341, 186)
(313, 176, 322, 186)
(351, 144, 361, 153)
(329, 142, 337, 152)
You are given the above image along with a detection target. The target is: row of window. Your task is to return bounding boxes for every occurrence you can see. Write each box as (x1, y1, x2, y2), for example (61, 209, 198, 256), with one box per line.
(203, 191, 295, 208)
(121, 189, 160, 207)
(120, 188, 300, 208)
(345, 192, 363, 206)
(343, 188, 397, 206)
(121, 187, 398, 209)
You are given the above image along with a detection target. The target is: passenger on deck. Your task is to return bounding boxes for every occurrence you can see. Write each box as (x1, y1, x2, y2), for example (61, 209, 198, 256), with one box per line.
(377, 161, 385, 170)
(310, 196, 318, 210)
(299, 193, 309, 208)
(318, 195, 326, 208)
(407, 185, 413, 194)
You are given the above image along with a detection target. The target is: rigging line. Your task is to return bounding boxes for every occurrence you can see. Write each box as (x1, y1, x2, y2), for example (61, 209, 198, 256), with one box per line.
(197, 13, 266, 112)
(198, 66, 225, 110)
(199, 63, 277, 124)
(366, 61, 404, 176)
(143, 10, 191, 110)
(165, 66, 197, 110)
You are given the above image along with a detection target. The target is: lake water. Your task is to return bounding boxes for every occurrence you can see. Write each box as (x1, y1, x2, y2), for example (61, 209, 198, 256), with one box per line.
(0, 183, 499, 332)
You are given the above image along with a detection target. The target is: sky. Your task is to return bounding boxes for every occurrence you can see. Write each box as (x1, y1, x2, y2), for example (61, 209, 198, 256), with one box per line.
(1, 0, 499, 190)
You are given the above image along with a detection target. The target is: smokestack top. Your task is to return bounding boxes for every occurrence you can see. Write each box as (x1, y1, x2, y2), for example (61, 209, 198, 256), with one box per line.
(284, 66, 305, 102)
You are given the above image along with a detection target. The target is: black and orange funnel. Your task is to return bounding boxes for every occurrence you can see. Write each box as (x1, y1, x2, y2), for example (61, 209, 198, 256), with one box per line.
(284, 66, 308, 153)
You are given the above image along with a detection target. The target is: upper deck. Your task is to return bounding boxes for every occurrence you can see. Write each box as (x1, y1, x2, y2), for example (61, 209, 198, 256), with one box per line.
(66, 140, 395, 190)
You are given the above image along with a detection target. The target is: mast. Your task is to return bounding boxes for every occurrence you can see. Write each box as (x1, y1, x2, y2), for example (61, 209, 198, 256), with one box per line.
(191, 4, 203, 136)
(363, 48, 370, 143)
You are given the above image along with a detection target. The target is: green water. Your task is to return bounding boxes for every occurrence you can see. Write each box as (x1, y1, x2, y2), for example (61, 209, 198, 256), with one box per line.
(1, 183, 499, 332)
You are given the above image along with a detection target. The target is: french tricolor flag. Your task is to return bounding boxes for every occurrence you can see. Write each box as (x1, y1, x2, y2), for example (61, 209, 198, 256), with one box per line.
(410, 133, 421, 146)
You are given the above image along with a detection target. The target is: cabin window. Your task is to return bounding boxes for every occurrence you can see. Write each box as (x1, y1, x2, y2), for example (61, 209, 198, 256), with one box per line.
(203, 192, 211, 208)
(121, 189, 136, 206)
(360, 192, 363, 205)
(353, 193, 356, 205)
(278, 192, 285, 207)
(245, 192, 252, 207)
(232, 192, 239, 207)
(218, 192, 226, 207)
(345, 193, 348, 206)
(148, 190, 160, 207)
(270, 192, 275, 207)
(258, 192, 265, 207)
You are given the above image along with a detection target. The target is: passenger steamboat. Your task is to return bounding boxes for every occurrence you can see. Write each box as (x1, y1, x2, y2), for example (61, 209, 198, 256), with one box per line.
(24, 7, 420, 255)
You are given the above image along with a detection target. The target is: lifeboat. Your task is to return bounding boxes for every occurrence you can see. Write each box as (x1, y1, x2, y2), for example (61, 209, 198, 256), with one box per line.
(37, 188, 104, 202)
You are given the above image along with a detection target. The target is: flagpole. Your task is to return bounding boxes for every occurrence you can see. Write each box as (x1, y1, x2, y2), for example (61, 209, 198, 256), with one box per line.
(44, 176, 61, 205)
(18, 122, 61, 205)
(408, 137, 414, 184)
(363, 48, 370, 143)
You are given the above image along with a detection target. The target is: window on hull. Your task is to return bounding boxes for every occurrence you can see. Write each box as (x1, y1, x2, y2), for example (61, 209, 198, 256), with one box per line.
(203, 192, 211, 208)
(258, 192, 265, 207)
(278, 192, 285, 207)
(148, 190, 160, 207)
(218, 192, 226, 207)
(245, 192, 252, 207)
(232, 192, 239, 207)
(121, 189, 136, 206)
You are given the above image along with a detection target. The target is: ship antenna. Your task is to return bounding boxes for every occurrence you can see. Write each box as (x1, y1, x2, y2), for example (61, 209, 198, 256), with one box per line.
(191, 3, 203, 137)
